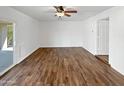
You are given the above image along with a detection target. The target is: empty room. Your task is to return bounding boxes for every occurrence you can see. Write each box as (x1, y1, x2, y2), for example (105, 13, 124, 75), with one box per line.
(0, 6, 124, 86)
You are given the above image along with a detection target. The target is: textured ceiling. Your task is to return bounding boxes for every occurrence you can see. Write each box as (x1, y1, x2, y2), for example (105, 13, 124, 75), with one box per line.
(12, 6, 113, 21)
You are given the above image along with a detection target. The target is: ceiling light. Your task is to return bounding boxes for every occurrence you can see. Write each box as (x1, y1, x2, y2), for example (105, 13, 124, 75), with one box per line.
(56, 12, 64, 17)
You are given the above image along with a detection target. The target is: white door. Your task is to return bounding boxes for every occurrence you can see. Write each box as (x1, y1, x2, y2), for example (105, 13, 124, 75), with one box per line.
(97, 19, 109, 55)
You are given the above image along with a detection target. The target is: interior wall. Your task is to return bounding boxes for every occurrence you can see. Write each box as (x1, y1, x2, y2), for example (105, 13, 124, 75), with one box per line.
(81, 6, 124, 75)
(0, 6, 40, 64)
(39, 21, 84, 47)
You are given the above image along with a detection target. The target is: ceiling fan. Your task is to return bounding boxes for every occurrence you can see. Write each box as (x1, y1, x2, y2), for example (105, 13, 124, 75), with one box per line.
(53, 6, 77, 18)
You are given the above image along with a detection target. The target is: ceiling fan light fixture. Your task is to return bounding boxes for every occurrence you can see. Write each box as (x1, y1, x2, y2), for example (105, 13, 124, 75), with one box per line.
(56, 12, 64, 17)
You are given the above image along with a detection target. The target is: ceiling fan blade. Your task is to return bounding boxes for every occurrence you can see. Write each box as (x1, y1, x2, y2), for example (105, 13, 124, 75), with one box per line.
(53, 6, 59, 12)
(59, 6, 64, 11)
(64, 13, 71, 17)
(54, 6, 58, 9)
(64, 10, 77, 13)
(54, 6, 64, 12)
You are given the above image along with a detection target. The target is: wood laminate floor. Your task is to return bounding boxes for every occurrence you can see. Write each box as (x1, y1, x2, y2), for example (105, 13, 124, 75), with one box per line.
(0, 48, 124, 86)
(96, 55, 109, 64)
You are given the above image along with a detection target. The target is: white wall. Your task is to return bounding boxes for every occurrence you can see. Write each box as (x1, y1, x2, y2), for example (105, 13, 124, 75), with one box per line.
(39, 21, 84, 47)
(0, 7, 40, 64)
(81, 6, 124, 75)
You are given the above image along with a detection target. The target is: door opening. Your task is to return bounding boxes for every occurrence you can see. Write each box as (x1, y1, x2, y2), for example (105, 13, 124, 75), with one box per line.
(0, 20, 15, 75)
(96, 17, 109, 64)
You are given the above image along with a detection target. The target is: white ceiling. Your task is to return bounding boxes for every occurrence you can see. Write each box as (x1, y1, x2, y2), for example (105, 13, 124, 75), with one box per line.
(12, 6, 112, 21)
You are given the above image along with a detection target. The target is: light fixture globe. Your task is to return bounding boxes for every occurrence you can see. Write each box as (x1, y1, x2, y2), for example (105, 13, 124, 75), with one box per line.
(56, 12, 64, 17)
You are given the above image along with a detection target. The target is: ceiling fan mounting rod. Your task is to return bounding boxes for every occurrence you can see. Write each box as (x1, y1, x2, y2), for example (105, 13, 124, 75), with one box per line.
(58, 16, 62, 20)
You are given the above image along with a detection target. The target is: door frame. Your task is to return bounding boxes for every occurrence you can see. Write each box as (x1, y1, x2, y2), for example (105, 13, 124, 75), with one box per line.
(96, 17, 109, 55)
(0, 19, 16, 76)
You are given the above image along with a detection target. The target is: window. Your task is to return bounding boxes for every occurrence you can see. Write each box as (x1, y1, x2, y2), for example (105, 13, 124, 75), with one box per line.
(7, 24, 13, 48)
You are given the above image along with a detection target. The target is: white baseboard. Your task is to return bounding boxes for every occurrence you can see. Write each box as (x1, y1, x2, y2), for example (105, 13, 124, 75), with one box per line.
(0, 47, 39, 77)
(17, 47, 39, 64)
(40, 46, 83, 48)
(0, 63, 18, 76)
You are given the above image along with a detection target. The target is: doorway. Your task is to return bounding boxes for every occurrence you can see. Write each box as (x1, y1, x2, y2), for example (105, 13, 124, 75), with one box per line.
(0, 21, 14, 75)
(96, 18, 109, 64)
